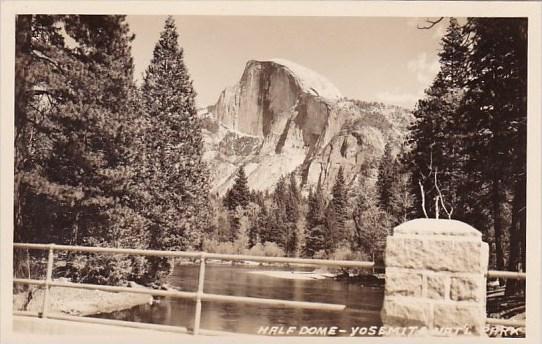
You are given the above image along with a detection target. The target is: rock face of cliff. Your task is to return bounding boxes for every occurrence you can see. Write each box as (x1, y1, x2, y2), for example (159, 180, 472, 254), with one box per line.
(201, 59, 413, 194)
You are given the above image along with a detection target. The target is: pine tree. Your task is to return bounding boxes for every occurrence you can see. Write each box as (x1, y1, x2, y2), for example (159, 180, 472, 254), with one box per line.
(140, 16, 210, 282)
(377, 142, 395, 213)
(286, 173, 301, 222)
(377, 143, 413, 226)
(460, 18, 527, 280)
(352, 181, 390, 262)
(406, 17, 468, 219)
(248, 202, 268, 247)
(223, 166, 251, 211)
(14, 15, 150, 284)
(406, 17, 527, 287)
(270, 177, 289, 252)
(387, 144, 414, 225)
(327, 167, 349, 249)
(304, 185, 328, 257)
(264, 174, 303, 256)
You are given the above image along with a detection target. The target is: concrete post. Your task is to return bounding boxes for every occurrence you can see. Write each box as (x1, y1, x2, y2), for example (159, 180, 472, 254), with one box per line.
(381, 219, 489, 336)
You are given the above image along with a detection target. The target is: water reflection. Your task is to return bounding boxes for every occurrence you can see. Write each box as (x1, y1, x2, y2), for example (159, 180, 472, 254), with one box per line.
(95, 264, 383, 335)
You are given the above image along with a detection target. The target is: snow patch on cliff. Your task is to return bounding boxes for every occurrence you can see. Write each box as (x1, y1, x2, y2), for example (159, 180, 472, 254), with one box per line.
(268, 58, 342, 100)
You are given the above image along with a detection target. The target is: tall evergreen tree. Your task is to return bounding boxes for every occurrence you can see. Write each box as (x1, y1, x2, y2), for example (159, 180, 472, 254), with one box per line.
(387, 145, 414, 226)
(407, 17, 527, 285)
(286, 173, 301, 223)
(378, 143, 413, 226)
(406, 18, 468, 220)
(271, 176, 290, 254)
(377, 142, 395, 213)
(248, 202, 268, 247)
(223, 166, 251, 211)
(460, 18, 527, 278)
(327, 167, 349, 249)
(304, 185, 328, 257)
(140, 16, 210, 282)
(14, 15, 150, 284)
(352, 180, 390, 262)
(259, 175, 299, 256)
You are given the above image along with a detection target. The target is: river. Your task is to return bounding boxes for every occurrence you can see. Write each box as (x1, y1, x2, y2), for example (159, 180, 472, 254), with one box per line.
(95, 263, 384, 336)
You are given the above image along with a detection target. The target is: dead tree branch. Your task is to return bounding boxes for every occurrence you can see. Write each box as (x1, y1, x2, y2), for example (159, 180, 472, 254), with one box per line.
(434, 168, 454, 219)
(417, 17, 445, 30)
(418, 180, 429, 218)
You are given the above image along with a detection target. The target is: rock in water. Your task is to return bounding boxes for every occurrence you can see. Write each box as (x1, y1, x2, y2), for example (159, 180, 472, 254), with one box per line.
(201, 59, 413, 194)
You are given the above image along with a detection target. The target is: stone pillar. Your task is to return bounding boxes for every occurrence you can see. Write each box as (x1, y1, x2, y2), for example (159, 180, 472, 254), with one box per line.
(381, 219, 489, 336)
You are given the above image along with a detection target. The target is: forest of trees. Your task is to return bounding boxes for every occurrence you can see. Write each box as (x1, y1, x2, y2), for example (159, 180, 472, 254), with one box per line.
(14, 16, 527, 296)
(405, 18, 527, 294)
(14, 16, 208, 287)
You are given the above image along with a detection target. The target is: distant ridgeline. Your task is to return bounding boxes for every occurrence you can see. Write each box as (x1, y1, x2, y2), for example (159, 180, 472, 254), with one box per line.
(200, 59, 413, 195)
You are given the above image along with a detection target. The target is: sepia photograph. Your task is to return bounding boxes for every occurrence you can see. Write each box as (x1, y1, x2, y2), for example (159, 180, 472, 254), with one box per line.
(1, 1, 541, 343)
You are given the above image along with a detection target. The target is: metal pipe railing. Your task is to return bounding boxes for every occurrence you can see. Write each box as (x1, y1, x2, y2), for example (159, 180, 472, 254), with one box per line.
(486, 270, 526, 280)
(486, 317, 526, 328)
(13, 243, 375, 268)
(13, 243, 527, 335)
(485, 271, 526, 329)
(193, 253, 206, 335)
(13, 243, 372, 335)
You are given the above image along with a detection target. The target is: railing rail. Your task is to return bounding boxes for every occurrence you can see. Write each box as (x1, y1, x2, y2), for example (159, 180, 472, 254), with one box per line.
(486, 270, 526, 280)
(13, 242, 375, 268)
(13, 242, 373, 335)
(484, 269, 526, 328)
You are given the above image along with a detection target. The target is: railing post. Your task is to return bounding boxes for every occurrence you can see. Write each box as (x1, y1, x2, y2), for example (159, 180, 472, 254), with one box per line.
(193, 252, 206, 335)
(40, 243, 55, 318)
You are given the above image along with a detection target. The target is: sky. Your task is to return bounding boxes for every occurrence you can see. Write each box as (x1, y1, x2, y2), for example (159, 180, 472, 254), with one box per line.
(126, 16, 449, 109)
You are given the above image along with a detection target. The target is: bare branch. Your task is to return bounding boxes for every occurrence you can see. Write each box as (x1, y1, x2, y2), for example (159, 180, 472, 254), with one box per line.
(435, 196, 440, 219)
(31, 49, 65, 74)
(418, 180, 428, 218)
(417, 17, 445, 30)
(434, 168, 454, 219)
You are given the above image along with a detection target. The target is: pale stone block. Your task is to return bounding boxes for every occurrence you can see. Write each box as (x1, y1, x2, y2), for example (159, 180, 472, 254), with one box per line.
(480, 242, 489, 273)
(381, 298, 431, 327)
(423, 239, 483, 273)
(383, 219, 489, 336)
(433, 303, 485, 336)
(426, 274, 447, 300)
(394, 219, 481, 237)
(385, 270, 422, 297)
(385, 236, 424, 269)
(450, 276, 482, 302)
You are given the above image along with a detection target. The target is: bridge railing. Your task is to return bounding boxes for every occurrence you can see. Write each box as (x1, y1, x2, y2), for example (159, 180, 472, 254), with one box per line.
(484, 270, 526, 328)
(12, 243, 527, 335)
(12, 242, 375, 335)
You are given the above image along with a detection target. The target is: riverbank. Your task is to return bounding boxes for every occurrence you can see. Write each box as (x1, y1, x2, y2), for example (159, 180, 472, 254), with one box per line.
(13, 280, 152, 316)
(248, 269, 385, 287)
(247, 269, 335, 280)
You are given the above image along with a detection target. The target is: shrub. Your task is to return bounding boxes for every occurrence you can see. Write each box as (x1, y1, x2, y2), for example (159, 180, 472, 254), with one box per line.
(330, 246, 362, 261)
(261, 242, 285, 257)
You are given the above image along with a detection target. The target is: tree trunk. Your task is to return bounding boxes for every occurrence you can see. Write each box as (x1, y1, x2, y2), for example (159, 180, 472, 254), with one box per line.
(504, 197, 520, 295)
(519, 206, 526, 269)
(14, 15, 33, 242)
(505, 174, 526, 296)
(491, 176, 505, 284)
